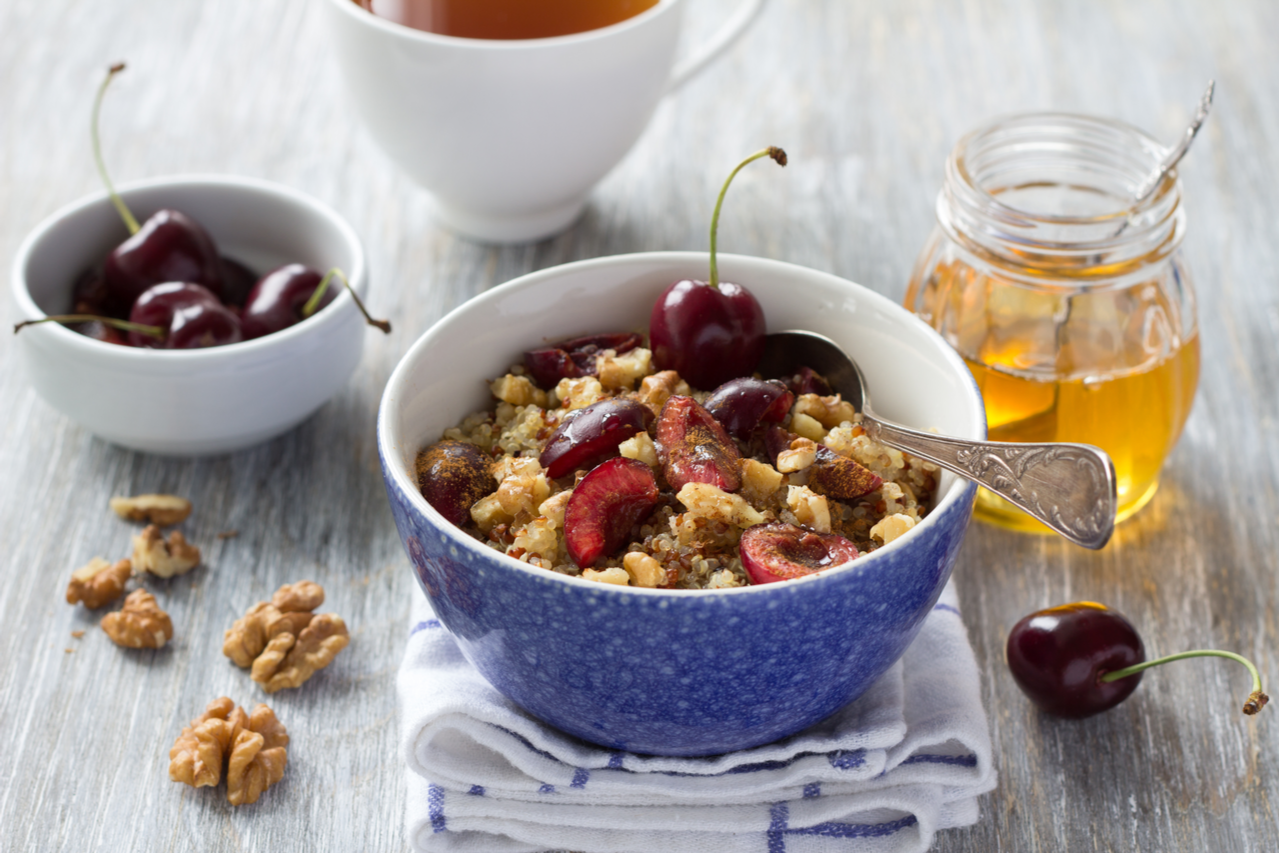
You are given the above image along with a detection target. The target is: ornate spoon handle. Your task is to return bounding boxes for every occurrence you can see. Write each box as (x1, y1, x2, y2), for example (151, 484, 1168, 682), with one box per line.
(863, 415, 1117, 550)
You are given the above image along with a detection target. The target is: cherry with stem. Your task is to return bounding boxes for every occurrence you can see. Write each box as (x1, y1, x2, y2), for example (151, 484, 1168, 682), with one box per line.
(301, 268, 391, 333)
(1100, 649, 1269, 716)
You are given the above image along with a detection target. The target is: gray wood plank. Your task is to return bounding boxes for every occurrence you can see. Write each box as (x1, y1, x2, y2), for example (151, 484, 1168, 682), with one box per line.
(0, 0, 1274, 850)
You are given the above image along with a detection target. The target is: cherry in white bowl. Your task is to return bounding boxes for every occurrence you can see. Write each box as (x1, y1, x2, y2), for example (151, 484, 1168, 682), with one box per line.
(11, 175, 368, 455)
(378, 251, 987, 756)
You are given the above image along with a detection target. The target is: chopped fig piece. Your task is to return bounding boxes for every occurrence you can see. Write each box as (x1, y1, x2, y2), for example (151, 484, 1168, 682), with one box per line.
(564, 457, 660, 567)
(656, 396, 742, 492)
(782, 366, 833, 397)
(539, 398, 655, 480)
(524, 332, 643, 389)
(704, 378, 794, 441)
(809, 445, 882, 499)
(416, 440, 496, 527)
(739, 522, 860, 584)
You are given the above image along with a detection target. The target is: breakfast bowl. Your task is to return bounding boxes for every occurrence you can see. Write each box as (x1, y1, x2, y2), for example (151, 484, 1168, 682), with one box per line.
(10, 174, 369, 456)
(378, 252, 985, 756)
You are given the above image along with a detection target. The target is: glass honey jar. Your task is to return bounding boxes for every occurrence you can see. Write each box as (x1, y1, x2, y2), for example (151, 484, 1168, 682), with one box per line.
(904, 113, 1199, 532)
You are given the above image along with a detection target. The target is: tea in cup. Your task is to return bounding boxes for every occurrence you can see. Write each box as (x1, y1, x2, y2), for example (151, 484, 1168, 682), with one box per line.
(321, 0, 765, 242)
(353, 0, 660, 40)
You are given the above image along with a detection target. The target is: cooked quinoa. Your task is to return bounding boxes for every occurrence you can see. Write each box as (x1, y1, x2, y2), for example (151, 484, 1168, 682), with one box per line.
(423, 346, 938, 590)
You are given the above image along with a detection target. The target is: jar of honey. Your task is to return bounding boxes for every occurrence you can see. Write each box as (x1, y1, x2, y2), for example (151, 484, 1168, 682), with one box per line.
(905, 113, 1199, 532)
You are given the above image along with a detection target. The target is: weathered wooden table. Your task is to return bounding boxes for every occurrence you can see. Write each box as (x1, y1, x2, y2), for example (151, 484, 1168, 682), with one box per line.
(1, 1, 1275, 850)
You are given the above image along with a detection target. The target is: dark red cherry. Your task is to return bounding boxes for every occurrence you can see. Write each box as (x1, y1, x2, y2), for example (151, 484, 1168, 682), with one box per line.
(563, 457, 659, 568)
(781, 366, 832, 397)
(648, 147, 785, 391)
(103, 209, 224, 307)
(240, 264, 334, 340)
(523, 332, 643, 389)
(127, 282, 242, 349)
(70, 267, 128, 319)
(704, 377, 793, 441)
(739, 522, 860, 584)
(416, 440, 496, 528)
(539, 398, 655, 480)
(655, 395, 742, 492)
(1006, 602, 1145, 719)
(219, 256, 259, 308)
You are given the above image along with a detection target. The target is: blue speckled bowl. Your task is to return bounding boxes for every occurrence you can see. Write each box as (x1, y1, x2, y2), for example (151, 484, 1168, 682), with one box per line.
(378, 252, 984, 757)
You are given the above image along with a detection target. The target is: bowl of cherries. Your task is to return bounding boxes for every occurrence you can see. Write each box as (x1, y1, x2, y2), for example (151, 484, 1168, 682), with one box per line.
(378, 150, 987, 756)
(10, 66, 385, 455)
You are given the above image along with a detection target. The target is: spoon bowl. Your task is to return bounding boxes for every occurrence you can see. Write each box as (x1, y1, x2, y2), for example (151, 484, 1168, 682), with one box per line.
(759, 330, 1117, 549)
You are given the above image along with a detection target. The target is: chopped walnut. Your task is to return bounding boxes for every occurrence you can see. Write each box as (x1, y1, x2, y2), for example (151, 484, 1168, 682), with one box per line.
(109, 493, 193, 526)
(787, 485, 832, 534)
(870, 512, 916, 545)
(676, 482, 766, 528)
(776, 437, 818, 473)
(131, 525, 201, 578)
(490, 374, 548, 408)
(635, 370, 689, 415)
(495, 464, 551, 518)
(790, 412, 827, 441)
(66, 557, 131, 608)
(622, 552, 664, 588)
(597, 347, 653, 391)
(511, 517, 559, 562)
(554, 376, 607, 410)
(582, 566, 630, 585)
(225, 582, 349, 693)
(536, 490, 573, 527)
(170, 698, 288, 805)
(794, 393, 858, 429)
(739, 459, 785, 504)
(471, 493, 513, 532)
(618, 432, 660, 467)
(101, 589, 173, 648)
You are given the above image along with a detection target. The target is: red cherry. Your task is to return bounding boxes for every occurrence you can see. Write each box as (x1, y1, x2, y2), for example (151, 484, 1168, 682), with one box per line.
(738, 522, 860, 584)
(704, 377, 793, 441)
(127, 282, 243, 349)
(240, 264, 335, 340)
(655, 395, 742, 492)
(524, 332, 643, 389)
(563, 457, 660, 568)
(538, 398, 654, 480)
(1006, 602, 1145, 719)
(416, 440, 496, 527)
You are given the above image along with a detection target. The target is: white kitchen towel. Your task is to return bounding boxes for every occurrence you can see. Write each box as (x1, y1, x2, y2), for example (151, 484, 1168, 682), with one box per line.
(400, 580, 995, 853)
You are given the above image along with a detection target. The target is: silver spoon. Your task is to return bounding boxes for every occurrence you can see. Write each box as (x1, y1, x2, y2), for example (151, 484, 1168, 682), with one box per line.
(758, 330, 1118, 549)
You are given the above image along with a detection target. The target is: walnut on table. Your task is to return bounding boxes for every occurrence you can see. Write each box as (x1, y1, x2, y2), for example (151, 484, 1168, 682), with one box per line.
(109, 493, 193, 526)
(101, 589, 173, 649)
(169, 697, 288, 805)
(131, 524, 201, 578)
(223, 581, 349, 693)
(65, 557, 131, 608)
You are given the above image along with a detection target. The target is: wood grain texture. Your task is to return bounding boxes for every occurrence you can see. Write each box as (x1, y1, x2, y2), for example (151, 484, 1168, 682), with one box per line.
(0, 0, 1274, 850)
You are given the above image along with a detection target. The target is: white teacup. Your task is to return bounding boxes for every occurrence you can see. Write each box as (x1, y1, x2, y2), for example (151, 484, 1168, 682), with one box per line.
(320, 0, 765, 242)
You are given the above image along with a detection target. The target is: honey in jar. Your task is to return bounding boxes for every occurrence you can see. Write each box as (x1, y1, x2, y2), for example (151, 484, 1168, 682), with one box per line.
(353, 0, 659, 40)
(905, 114, 1199, 531)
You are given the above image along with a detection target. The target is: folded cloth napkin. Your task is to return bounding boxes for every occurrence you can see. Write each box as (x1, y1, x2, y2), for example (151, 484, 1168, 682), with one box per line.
(400, 580, 995, 853)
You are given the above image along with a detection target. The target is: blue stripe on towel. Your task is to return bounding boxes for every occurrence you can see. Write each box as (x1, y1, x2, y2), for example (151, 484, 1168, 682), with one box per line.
(901, 753, 978, 768)
(932, 603, 961, 616)
(608, 752, 626, 769)
(427, 784, 446, 833)
(538, 783, 556, 794)
(803, 782, 821, 799)
(411, 619, 442, 635)
(467, 785, 485, 796)
(790, 814, 918, 839)
(828, 749, 866, 770)
(767, 802, 789, 853)
(570, 768, 590, 788)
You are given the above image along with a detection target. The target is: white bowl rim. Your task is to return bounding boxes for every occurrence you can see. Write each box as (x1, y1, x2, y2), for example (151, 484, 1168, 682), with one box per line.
(325, 0, 675, 50)
(10, 173, 367, 362)
(380, 250, 984, 598)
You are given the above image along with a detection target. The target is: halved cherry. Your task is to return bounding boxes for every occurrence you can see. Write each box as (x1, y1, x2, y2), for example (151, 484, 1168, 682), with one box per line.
(656, 395, 742, 492)
(781, 366, 832, 396)
(524, 332, 643, 389)
(416, 440, 496, 528)
(704, 378, 793, 441)
(739, 522, 860, 584)
(539, 398, 654, 480)
(564, 457, 659, 568)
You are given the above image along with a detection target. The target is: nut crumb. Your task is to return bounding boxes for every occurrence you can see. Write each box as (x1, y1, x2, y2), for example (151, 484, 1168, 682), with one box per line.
(110, 494, 193, 526)
(71, 630, 85, 639)
(101, 589, 173, 649)
(217, 530, 239, 540)
(66, 557, 131, 608)
(132, 525, 201, 578)
(64, 648, 74, 653)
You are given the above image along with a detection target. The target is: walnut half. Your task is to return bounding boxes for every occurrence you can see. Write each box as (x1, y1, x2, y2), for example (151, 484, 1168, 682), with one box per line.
(132, 525, 201, 578)
(110, 493, 193, 526)
(101, 589, 173, 649)
(170, 698, 288, 805)
(224, 582, 349, 693)
(66, 557, 131, 608)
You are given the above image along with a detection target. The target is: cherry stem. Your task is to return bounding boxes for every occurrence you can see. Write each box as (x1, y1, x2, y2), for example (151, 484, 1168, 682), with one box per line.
(92, 62, 140, 235)
(708, 146, 787, 290)
(1101, 650, 1270, 715)
(14, 314, 165, 340)
(301, 267, 391, 334)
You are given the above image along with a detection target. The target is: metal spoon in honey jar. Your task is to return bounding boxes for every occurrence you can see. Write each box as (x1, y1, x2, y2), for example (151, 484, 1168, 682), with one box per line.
(759, 330, 1118, 550)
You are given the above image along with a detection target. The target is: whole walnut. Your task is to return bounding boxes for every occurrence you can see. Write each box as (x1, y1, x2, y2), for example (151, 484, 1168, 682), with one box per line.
(101, 589, 173, 649)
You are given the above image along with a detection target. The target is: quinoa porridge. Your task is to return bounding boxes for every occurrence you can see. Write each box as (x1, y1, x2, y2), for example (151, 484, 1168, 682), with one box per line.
(415, 337, 938, 590)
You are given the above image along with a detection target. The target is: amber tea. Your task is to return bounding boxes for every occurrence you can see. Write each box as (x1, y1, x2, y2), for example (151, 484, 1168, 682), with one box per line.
(354, 0, 660, 39)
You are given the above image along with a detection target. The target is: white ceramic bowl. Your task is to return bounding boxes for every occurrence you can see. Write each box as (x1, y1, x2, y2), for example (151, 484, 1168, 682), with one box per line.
(379, 251, 987, 755)
(10, 175, 368, 455)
